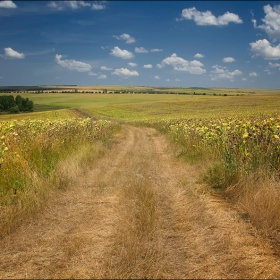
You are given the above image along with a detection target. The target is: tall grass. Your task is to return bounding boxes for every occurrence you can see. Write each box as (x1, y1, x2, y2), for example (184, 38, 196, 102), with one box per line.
(0, 118, 120, 237)
(142, 115, 280, 247)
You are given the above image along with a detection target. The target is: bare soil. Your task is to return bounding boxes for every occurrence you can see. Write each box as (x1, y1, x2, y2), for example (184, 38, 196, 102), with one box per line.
(0, 126, 279, 279)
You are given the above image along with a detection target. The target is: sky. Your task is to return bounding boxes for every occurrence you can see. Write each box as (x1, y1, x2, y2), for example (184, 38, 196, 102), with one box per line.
(0, 1, 280, 89)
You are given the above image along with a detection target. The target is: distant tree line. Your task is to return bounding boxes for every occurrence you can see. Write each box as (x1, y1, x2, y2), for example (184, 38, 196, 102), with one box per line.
(0, 95, 34, 113)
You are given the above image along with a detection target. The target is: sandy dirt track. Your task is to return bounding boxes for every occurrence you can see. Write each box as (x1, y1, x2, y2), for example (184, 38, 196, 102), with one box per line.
(0, 126, 279, 279)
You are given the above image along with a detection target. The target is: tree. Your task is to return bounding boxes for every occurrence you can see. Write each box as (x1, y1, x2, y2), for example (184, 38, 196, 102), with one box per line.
(0, 95, 34, 113)
(10, 105, 20, 114)
(15, 95, 23, 109)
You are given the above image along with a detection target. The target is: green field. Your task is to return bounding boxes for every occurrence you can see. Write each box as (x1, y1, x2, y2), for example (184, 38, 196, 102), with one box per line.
(1, 86, 280, 250)
(0, 87, 280, 121)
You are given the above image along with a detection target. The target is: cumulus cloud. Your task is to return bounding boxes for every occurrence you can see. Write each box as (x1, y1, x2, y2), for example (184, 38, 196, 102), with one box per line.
(48, 1, 102, 11)
(92, 2, 106, 10)
(0, 0, 17, 8)
(112, 68, 139, 77)
(242, 78, 247, 81)
(158, 53, 206, 74)
(250, 39, 280, 60)
(151, 48, 163, 52)
(249, 72, 258, 77)
(165, 79, 170, 81)
(4, 47, 25, 59)
(47, 1, 63, 10)
(175, 78, 181, 82)
(252, 5, 280, 41)
(110, 46, 134, 59)
(113, 33, 135, 44)
(194, 53, 204, 58)
(55, 54, 92, 72)
(128, 62, 137, 67)
(179, 7, 242, 26)
(98, 74, 107, 79)
(210, 65, 242, 81)
(135, 47, 148, 53)
(154, 76, 160, 79)
(268, 62, 280, 67)
(88, 72, 97, 76)
(68, 1, 89, 9)
(264, 69, 273, 74)
(143, 64, 153, 68)
(223, 57, 235, 63)
(100, 66, 113, 70)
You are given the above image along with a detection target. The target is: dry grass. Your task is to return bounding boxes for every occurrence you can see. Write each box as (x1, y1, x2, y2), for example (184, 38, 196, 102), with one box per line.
(233, 177, 280, 250)
(0, 142, 107, 239)
(106, 179, 163, 279)
(1, 126, 280, 279)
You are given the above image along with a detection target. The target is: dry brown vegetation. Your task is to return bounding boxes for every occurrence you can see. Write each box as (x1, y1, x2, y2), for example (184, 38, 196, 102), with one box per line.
(0, 126, 280, 278)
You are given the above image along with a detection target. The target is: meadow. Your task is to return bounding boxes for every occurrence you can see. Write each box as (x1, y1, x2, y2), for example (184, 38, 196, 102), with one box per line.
(1, 87, 280, 246)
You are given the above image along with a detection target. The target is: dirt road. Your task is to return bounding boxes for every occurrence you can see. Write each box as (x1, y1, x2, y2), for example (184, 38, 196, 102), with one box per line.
(0, 126, 279, 278)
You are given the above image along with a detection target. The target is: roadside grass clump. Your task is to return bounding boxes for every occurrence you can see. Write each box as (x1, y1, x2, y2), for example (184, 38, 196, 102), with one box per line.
(0, 118, 120, 237)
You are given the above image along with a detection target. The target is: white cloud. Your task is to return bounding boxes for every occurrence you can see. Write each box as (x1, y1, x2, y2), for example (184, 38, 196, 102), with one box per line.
(92, 3, 106, 10)
(154, 76, 160, 79)
(98, 74, 107, 79)
(210, 65, 242, 81)
(250, 39, 280, 60)
(67, 1, 91, 9)
(180, 7, 242, 26)
(249, 72, 258, 77)
(73, 1, 91, 9)
(264, 69, 273, 74)
(47, 1, 64, 10)
(4, 47, 25, 59)
(100, 66, 113, 70)
(128, 62, 137, 67)
(156, 63, 164, 69)
(48, 1, 97, 11)
(113, 33, 135, 44)
(151, 48, 163, 52)
(143, 64, 153, 68)
(135, 47, 148, 53)
(0, 77, 3, 79)
(268, 62, 280, 67)
(158, 53, 206, 74)
(55, 54, 91, 72)
(223, 57, 235, 63)
(0, 0, 17, 8)
(165, 79, 170, 82)
(175, 78, 181, 82)
(242, 78, 247, 81)
(112, 68, 139, 77)
(88, 72, 97, 76)
(253, 5, 280, 41)
(194, 53, 204, 58)
(110, 46, 134, 59)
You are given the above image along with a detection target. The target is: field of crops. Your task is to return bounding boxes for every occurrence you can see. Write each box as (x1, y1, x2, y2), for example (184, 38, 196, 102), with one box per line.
(1, 89, 280, 239)
(140, 115, 280, 188)
(0, 117, 119, 234)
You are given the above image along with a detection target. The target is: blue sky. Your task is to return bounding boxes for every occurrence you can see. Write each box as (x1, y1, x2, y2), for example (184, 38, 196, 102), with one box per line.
(1, 1, 280, 88)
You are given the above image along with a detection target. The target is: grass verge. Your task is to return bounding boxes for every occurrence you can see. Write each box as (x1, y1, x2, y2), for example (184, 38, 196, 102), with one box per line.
(0, 119, 120, 238)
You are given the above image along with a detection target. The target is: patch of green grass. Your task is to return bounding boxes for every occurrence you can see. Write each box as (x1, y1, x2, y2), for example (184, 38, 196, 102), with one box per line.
(1, 90, 280, 122)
